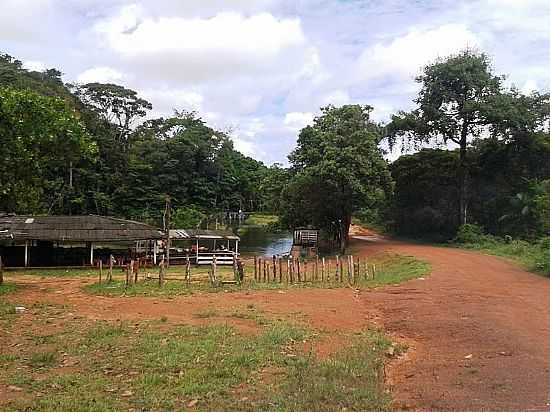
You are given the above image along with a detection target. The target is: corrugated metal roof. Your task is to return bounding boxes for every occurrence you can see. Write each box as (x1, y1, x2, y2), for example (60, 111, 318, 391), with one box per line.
(0, 215, 165, 242)
(169, 229, 240, 241)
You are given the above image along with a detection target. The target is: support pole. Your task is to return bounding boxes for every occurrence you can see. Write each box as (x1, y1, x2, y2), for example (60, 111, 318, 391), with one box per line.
(24, 241, 29, 268)
(90, 242, 94, 266)
(153, 241, 157, 265)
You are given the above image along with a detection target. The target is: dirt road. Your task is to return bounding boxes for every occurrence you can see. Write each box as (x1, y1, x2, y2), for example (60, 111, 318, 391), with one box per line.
(355, 235, 550, 411)
(5, 234, 550, 411)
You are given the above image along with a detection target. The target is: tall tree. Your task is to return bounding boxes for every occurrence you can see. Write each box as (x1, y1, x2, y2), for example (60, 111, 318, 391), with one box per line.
(388, 50, 505, 225)
(0, 88, 96, 213)
(388, 50, 550, 225)
(74, 83, 152, 148)
(285, 105, 391, 253)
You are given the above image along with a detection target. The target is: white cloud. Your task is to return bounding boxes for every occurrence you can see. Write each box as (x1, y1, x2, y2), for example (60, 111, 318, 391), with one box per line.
(93, 6, 308, 83)
(358, 24, 481, 83)
(284, 112, 315, 132)
(77, 66, 125, 83)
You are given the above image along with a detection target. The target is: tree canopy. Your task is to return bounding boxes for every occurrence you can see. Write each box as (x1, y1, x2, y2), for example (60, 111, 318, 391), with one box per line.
(282, 105, 391, 253)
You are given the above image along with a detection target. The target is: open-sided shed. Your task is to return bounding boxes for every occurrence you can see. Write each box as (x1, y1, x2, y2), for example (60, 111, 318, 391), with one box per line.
(0, 215, 164, 267)
(169, 229, 240, 265)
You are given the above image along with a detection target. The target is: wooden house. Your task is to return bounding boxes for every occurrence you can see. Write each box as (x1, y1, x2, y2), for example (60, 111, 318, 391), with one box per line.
(0, 215, 164, 267)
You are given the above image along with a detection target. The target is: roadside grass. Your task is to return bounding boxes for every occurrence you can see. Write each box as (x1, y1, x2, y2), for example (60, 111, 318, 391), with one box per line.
(0, 303, 394, 412)
(84, 253, 430, 297)
(457, 239, 550, 277)
(245, 213, 279, 226)
(0, 283, 18, 295)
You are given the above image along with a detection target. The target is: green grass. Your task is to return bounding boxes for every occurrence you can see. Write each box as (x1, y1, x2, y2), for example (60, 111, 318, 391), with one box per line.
(0, 282, 18, 295)
(0, 301, 395, 412)
(245, 213, 279, 226)
(5, 268, 99, 278)
(457, 239, 550, 276)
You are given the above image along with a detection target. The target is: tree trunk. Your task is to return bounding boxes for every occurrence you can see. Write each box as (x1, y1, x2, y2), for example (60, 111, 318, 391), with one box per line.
(458, 126, 469, 226)
(339, 214, 352, 255)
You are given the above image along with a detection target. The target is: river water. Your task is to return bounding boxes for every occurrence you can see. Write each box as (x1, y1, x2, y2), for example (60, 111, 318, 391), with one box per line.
(238, 226, 293, 257)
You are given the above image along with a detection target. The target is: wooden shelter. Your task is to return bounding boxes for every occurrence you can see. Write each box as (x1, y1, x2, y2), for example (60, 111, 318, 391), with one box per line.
(169, 229, 240, 265)
(0, 215, 164, 267)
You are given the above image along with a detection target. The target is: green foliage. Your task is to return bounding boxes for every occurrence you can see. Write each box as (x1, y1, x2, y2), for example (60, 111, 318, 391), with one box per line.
(0, 87, 96, 213)
(171, 206, 205, 229)
(454, 224, 489, 244)
(283, 105, 392, 253)
(0, 52, 272, 221)
(458, 237, 550, 276)
(388, 50, 550, 227)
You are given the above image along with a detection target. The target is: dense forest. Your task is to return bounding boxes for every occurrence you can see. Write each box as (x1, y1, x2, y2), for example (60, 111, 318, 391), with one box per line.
(0, 53, 268, 227)
(1, 50, 549, 249)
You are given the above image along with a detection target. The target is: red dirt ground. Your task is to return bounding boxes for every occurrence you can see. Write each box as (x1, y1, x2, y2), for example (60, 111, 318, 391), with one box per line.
(4, 231, 550, 411)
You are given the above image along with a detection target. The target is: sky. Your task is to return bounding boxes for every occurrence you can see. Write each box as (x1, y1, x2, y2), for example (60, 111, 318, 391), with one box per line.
(2, 0, 550, 164)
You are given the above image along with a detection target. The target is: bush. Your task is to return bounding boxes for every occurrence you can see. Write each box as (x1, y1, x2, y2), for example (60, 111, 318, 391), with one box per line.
(538, 237, 550, 249)
(454, 224, 486, 244)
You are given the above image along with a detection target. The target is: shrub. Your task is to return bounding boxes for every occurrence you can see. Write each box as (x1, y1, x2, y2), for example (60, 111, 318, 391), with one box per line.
(454, 224, 486, 244)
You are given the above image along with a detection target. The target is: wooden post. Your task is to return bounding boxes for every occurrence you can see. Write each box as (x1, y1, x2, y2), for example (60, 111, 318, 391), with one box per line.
(315, 256, 319, 282)
(134, 260, 139, 283)
(0, 255, 4, 285)
(125, 263, 130, 287)
(335, 256, 340, 282)
(153, 241, 157, 265)
(159, 258, 165, 287)
(297, 259, 301, 282)
(254, 256, 258, 281)
(304, 261, 308, 282)
(272, 255, 276, 282)
(372, 263, 376, 280)
(279, 257, 283, 283)
(212, 256, 218, 286)
(340, 256, 344, 283)
(289, 258, 294, 284)
(164, 196, 171, 268)
(233, 256, 238, 282)
(321, 257, 325, 283)
(186, 256, 191, 286)
(286, 258, 290, 285)
(98, 260, 103, 284)
(109, 255, 114, 282)
(89, 242, 94, 266)
(237, 259, 244, 284)
(350, 256, 354, 284)
(24, 241, 29, 268)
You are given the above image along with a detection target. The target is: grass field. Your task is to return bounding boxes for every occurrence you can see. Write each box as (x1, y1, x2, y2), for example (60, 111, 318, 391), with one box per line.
(0, 302, 395, 411)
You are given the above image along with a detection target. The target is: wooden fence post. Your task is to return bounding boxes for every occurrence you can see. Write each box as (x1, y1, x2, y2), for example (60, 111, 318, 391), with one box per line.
(254, 256, 258, 281)
(134, 260, 139, 284)
(297, 259, 301, 282)
(321, 257, 325, 283)
(108, 255, 113, 282)
(0, 256, 4, 285)
(186, 256, 191, 286)
(286, 258, 290, 285)
(372, 263, 376, 280)
(159, 258, 165, 287)
(99, 260, 103, 284)
(272, 256, 276, 282)
(279, 257, 283, 283)
(263, 260, 267, 282)
(335, 256, 340, 282)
